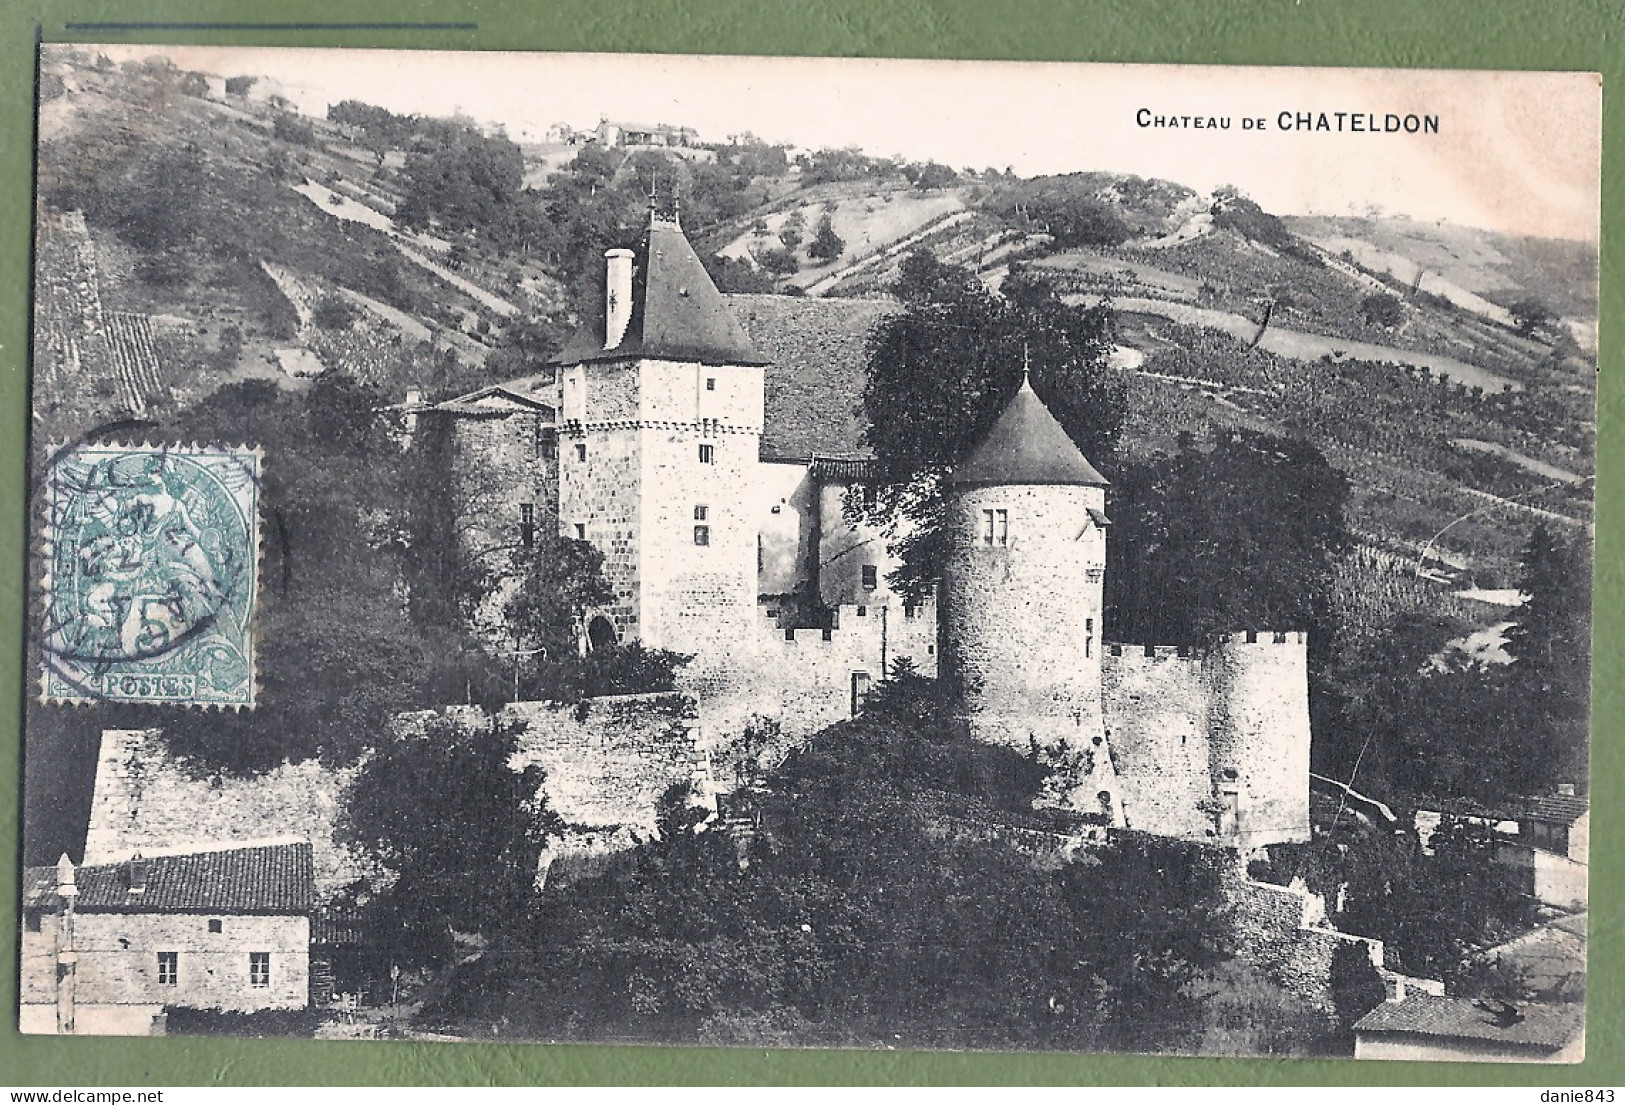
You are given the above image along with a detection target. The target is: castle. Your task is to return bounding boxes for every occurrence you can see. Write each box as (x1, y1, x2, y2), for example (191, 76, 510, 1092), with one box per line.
(420, 212, 1311, 848)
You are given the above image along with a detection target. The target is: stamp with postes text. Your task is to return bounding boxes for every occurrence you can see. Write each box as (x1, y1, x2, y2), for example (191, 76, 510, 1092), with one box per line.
(39, 443, 260, 708)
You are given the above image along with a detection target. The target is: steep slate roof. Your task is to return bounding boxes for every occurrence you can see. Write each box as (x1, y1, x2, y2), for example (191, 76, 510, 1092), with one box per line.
(1354, 994, 1583, 1051)
(553, 216, 767, 368)
(952, 375, 1108, 488)
(1528, 795, 1589, 824)
(73, 843, 314, 916)
(728, 294, 896, 460)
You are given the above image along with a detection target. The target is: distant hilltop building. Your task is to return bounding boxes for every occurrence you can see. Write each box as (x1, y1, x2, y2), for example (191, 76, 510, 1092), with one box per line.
(594, 117, 701, 149)
(419, 212, 1312, 847)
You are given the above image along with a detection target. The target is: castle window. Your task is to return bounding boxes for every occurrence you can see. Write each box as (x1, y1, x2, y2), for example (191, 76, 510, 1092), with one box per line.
(574, 523, 587, 541)
(1086, 617, 1094, 658)
(694, 504, 708, 521)
(208, 918, 223, 934)
(157, 951, 178, 986)
(699, 443, 716, 464)
(250, 952, 271, 988)
(862, 565, 878, 591)
(575, 443, 587, 462)
(981, 508, 1009, 546)
(24, 910, 41, 933)
(520, 503, 536, 548)
(857, 605, 867, 617)
(694, 525, 710, 546)
(706, 377, 716, 391)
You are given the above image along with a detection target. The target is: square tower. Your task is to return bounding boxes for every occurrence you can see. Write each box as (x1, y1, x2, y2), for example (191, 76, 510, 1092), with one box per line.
(552, 214, 767, 695)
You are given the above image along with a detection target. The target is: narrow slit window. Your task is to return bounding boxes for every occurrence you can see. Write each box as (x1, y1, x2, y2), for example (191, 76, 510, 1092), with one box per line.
(574, 523, 586, 541)
(996, 509, 1009, 546)
(519, 502, 535, 548)
(699, 443, 716, 464)
(1085, 617, 1094, 658)
(575, 442, 587, 462)
(694, 504, 708, 521)
(982, 509, 995, 545)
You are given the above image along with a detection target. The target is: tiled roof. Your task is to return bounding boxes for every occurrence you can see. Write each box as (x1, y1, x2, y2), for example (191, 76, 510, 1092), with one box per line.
(73, 843, 314, 915)
(952, 375, 1108, 488)
(728, 293, 896, 461)
(553, 216, 766, 368)
(1354, 994, 1583, 1050)
(1528, 795, 1589, 824)
(22, 866, 56, 909)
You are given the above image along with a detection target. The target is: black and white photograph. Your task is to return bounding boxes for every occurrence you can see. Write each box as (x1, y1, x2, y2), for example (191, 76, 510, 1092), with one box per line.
(18, 47, 1599, 1060)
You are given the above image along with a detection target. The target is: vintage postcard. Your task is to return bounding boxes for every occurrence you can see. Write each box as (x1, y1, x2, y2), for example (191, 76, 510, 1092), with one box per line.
(19, 48, 1598, 1060)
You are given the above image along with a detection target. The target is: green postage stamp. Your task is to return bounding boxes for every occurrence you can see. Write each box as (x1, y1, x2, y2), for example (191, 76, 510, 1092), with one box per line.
(39, 443, 260, 707)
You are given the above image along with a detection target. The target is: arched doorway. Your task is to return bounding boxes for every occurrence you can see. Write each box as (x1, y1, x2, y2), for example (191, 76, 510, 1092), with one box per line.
(587, 616, 618, 652)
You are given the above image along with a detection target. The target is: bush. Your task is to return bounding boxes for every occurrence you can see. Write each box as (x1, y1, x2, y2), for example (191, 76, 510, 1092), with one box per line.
(164, 1006, 320, 1037)
(755, 246, 799, 276)
(312, 293, 359, 330)
(807, 213, 845, 262)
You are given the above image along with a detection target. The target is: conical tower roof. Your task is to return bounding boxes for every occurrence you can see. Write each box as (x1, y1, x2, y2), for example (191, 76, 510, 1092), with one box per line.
(553, 213, 767, 367)
(952, 374, 1108, 488)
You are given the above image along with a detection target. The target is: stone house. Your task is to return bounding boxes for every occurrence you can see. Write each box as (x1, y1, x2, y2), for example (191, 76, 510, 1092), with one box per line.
(20, 842, 314, 1035)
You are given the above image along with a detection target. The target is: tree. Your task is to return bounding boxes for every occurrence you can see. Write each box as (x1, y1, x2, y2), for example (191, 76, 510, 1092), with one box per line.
(754, 246, 799, 276)
(777, 209, 806, 251)
(341, 711, 560, 966)
(223, 75, 256, 96)
(857, 251, 1124, 600)
(1509, 297, 1558, 338)
(502, 535, 616, 656)
(396, 123, 526, 237)
(806, 212, 845, 262)
(1360, 291, 1404, 329)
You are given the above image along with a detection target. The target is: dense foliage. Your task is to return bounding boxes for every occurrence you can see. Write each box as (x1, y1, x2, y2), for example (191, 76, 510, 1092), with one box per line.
(341, 711, 561, 968)
(422, 674, 1236, 1050)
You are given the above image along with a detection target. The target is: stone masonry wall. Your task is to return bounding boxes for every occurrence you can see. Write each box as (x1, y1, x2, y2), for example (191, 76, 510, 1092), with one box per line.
(1101, 646, 1216, 839)
(447, 410, 557, 564)
(83, 729, 361, 899)
(1225, 873, 1382, 1024)
(504, 692, 712, 836)
(1207, 633, 1313, 847)
(71, 912, 309, 1012)
(561, 358, 643, 637)
(943, 483, 1108, 747)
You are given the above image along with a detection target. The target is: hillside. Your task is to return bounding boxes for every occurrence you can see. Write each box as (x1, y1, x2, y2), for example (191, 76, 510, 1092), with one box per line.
(33, 50, 1595, 618)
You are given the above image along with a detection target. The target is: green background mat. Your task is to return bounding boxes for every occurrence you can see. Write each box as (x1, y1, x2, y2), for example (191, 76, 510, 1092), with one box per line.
(1, 0, 1619, 1086)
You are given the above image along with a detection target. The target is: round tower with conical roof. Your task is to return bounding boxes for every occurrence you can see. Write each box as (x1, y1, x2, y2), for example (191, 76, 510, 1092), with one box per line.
(943, 374, 1118, 812)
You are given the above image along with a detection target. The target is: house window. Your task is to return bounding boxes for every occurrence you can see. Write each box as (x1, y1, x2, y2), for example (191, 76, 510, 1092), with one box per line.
(575, 443, 587, 462)
(574, 523, 586, 541)
(699, 443, 716, 464)
(694, 504, 708, 521)
(250, 953, 270, 988)
(519, 502, 535, 548)
(694, 525, 710, 546)
(208, 918, 223, 934)
(157, 952, 178, 985)
(862, 565, 878, 591)
(706, 377, 716, 391)
(982, 508, 1009, 545)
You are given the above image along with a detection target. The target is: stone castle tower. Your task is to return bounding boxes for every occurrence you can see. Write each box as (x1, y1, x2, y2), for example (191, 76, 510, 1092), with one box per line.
(942, 374, 1120, 814)
(551, 212, 767, 697)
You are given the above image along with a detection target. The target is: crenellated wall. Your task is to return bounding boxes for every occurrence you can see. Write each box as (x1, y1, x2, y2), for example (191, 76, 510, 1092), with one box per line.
(1101, 645, 1215, 839)
(1101, 633, 1312, 845)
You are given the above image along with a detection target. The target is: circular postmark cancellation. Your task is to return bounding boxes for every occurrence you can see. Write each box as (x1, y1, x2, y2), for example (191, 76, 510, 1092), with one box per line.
(39, 442, 261, 708)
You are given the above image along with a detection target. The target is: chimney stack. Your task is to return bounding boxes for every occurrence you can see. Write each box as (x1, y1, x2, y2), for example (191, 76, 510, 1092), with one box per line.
(127, 853, 148, 896)
(604, 248, 635, 350)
